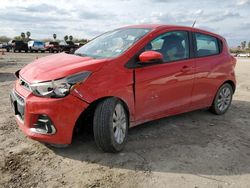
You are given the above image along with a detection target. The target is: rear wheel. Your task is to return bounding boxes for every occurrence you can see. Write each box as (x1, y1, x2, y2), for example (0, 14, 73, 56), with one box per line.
(210, 83, 233, 115)
(93, 98, 128, 152)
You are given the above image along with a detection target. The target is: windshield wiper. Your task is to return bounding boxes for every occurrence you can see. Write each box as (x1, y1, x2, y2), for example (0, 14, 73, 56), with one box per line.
(74, 53, 87, 57)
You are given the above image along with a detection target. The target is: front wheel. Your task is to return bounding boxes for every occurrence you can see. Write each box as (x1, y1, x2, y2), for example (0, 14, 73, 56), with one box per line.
(210, 83, 233, 115)
(93, 98, 128, 153)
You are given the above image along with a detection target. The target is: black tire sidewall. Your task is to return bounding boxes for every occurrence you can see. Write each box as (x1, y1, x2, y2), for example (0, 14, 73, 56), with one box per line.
(93, 98, 129, 152)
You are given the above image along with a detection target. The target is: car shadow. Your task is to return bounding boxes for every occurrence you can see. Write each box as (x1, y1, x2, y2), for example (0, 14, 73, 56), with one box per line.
(50, 100, 250, 176)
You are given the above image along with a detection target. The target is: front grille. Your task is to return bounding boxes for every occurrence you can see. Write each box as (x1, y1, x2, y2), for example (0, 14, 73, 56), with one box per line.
(11, 91, 25, 120)
(14, 91, 25, 104)
(19, 77, 31, 91)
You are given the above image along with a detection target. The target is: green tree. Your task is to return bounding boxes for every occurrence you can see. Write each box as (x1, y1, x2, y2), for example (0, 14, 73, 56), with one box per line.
(53, 34, 57, 40)
(69, 35, 73, 41)
(21, 32, 25, 41)
(64, 35, 68, 41)
(14, 36, 22, 40)
(78, 38, 88, 44)
(241, 41, 246, 49)
(0, 36, 11, 42)
(248, 41, 250, 49)
(26, 31, 31, 40)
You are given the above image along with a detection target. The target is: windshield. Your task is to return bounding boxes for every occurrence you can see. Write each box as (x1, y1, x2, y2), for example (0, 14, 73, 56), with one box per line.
(75, 28, 151, 58)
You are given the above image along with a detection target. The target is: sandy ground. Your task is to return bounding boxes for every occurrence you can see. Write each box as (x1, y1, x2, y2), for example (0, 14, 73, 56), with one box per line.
(0, 52, 250, 188)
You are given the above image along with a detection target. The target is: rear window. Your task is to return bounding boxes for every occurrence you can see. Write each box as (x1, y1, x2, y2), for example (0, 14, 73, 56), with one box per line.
(50, 42, 59, 45)
(15, 41, 25, 44)
(34, 41, 44, 45)
(67, 41, 74, 45)
(195, 33, 219, 57)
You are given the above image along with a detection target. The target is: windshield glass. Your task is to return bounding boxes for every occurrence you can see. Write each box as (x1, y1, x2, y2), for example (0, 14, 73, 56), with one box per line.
(75, 28, 151, 58)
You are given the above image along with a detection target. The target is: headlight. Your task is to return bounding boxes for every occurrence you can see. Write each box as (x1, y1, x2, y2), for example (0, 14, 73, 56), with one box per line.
(30, 71, 91, 98)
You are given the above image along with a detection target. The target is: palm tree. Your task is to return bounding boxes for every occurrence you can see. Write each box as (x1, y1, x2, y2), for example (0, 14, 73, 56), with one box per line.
(241, 41, 246, 50)
(64, 35, 68, 41)
(53, 34, 57, 41)
(26, 31, 31, 40)
(21, 32, 25, 41)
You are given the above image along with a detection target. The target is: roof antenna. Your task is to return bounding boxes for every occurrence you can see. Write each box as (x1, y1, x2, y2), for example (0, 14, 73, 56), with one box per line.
(192, 19, 196, 28)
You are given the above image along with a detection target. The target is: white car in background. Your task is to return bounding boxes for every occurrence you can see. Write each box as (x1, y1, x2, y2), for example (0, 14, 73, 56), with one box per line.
(237, 53, 250, 57)
(28, 40, 45, 53)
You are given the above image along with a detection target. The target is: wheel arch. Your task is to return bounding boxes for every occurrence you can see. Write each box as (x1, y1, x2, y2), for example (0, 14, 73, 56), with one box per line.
(223, 80, 236, 93)
(73, 96, 131, 136)
(209, 79, 236, 107)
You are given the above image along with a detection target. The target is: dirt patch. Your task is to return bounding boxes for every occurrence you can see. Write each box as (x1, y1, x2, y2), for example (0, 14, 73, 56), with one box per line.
(1, 150, 36, 188)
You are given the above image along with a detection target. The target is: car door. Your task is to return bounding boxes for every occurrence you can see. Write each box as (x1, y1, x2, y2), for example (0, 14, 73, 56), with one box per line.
(190, 32, 222, 109)
(134, 30, 195, 121)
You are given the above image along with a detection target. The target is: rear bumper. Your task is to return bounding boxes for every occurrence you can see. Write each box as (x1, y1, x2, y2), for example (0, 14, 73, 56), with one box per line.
(11, 81, 89, 144)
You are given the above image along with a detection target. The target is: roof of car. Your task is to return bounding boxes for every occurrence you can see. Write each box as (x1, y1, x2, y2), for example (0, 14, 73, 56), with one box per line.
(122, 24, 223, 39)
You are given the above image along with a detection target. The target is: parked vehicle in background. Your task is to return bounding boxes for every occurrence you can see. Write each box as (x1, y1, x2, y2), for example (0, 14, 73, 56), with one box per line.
(28, 41, 45, 53)
(1, 41, 10, 51)
(10, 40, 28, 52)
(45, 41, 60, 53)
(2, 40, 15, 52)
(7, 40, 16, 51)
(237, 53, 250, 57)
(11, 25, 236, 152)
(59, 41, 78, 53)
(58, 41, 67, 52)
(0, 43, 10, 52)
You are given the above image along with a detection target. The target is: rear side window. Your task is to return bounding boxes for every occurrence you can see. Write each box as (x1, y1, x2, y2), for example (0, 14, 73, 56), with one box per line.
(195, 33, 219, 57)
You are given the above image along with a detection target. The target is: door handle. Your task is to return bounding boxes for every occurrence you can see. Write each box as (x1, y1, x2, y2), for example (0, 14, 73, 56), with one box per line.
(181, 65, 192, 72)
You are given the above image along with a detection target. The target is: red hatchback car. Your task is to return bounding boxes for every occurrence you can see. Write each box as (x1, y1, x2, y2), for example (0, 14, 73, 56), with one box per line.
(11, 25, 236, 152)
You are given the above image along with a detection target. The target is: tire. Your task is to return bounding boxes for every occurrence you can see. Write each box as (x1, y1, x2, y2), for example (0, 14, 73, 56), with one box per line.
(210, 83, 233, 115)
(93, 98, 129, 152)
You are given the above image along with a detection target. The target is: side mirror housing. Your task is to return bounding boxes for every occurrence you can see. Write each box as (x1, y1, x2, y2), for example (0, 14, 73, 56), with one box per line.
(139, 51, 163, 64)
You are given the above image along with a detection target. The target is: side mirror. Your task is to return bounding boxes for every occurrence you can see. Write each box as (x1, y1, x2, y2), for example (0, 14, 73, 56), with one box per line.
(139, 51, 163, 64)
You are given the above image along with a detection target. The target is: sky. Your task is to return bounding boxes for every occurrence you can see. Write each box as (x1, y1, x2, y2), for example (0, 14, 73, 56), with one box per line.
(0, 0, 249, 47)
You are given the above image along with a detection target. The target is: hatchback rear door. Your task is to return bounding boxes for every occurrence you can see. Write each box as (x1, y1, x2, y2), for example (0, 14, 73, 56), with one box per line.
(190, 32, 223, 109)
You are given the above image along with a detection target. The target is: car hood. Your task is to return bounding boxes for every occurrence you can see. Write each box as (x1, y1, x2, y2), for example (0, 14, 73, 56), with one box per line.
(20, 53, 109, 83)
